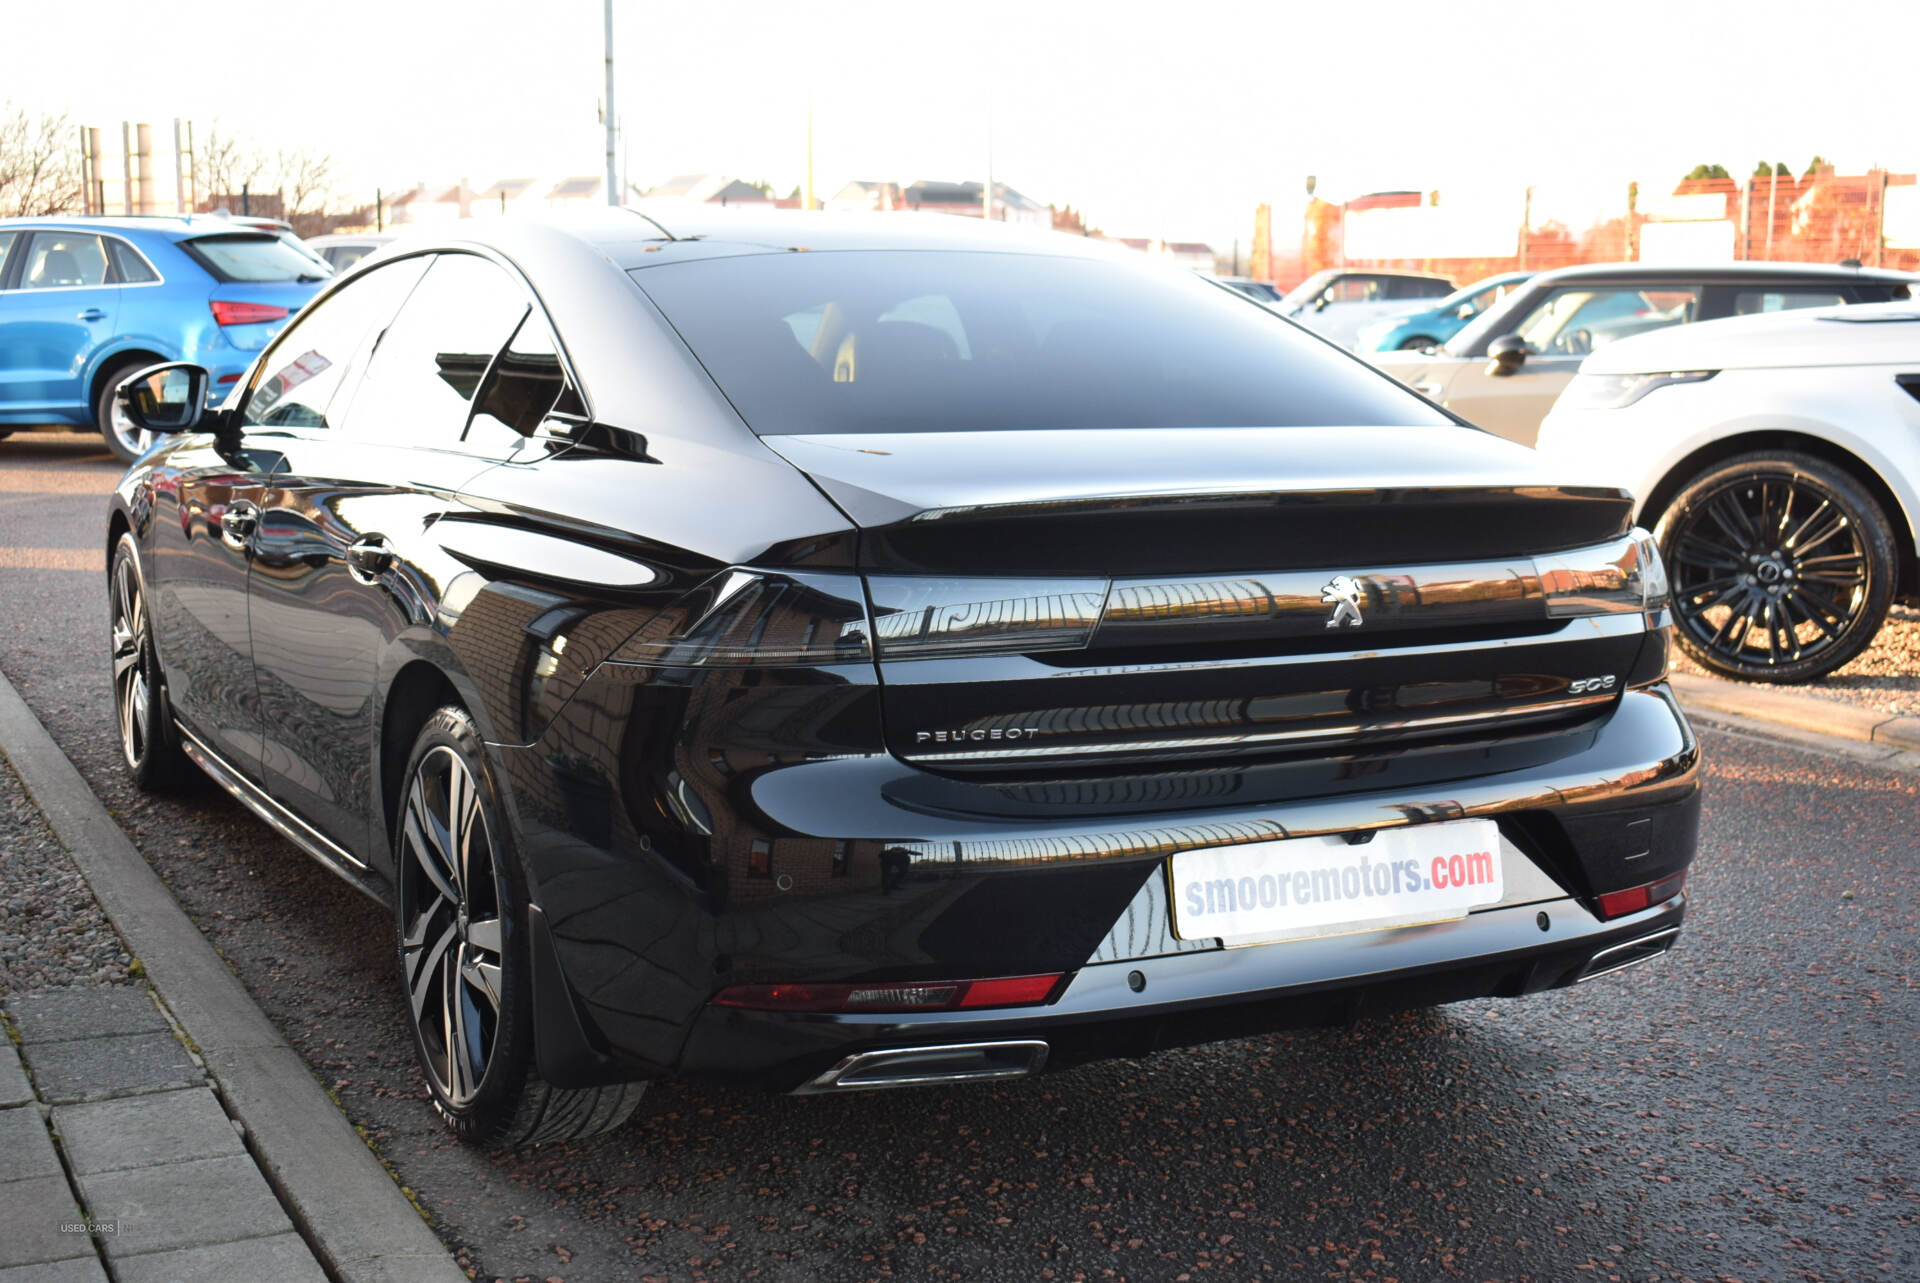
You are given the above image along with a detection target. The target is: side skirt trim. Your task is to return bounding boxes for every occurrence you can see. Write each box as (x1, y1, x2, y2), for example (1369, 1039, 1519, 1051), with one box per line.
(175, 720, 386, 906)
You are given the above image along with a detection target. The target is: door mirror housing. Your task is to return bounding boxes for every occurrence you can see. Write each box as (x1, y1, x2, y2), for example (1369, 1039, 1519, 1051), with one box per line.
(117, 362, 211, 434)
(1486, 334, 1528, 376)
(1312, 293, 1332, 312)
(1456, 302, 1477, 320)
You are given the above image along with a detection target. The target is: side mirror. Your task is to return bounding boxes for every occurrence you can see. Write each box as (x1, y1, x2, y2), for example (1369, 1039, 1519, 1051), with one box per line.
(117, 363, 211, 434)
(1456, 302, 1477, 320)
(1313, 294, 1332, 312)
(1486, 334, 1527, 376)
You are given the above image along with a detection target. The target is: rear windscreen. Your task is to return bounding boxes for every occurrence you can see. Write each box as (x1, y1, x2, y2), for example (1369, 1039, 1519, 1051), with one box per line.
(630, 250, 1451, 435)
(182, 234, 327, 283)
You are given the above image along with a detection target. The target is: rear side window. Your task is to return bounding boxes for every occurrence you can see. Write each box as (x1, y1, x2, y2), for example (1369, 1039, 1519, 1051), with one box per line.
(324, 245, 371, 272)
(243, 257, 429, 430)
(0, 231, 16, 283)
(339, 253, 530, 450)
(22, 233, 109, 288)
(107, 239, 158, 283)
(631, 250, 1448, 436)
(182, 234, 325, 283)
(1733, 289, 1845, 315)
(465, 313, 580, 451)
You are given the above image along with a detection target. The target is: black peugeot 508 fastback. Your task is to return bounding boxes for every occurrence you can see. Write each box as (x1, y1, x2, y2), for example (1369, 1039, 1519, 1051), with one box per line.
(105, 209, 1699, 1147)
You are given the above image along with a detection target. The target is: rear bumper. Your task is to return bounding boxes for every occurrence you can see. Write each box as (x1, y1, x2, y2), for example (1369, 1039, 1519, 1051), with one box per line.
(501, 683, 1699, 1090)
(682, 894, 1688, 1092)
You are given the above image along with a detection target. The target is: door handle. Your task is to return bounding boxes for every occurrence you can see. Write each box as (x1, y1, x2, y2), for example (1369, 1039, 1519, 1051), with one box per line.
(78, 308, 107, 322)
(219, 502, 258, 551)
(346, 536, 394, 584)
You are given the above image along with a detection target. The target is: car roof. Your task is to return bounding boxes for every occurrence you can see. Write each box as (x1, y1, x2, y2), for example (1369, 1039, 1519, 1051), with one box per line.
(1528, 258, 1916, 285)
(367, 206, 1150, 273)
(1303, 267, 1451, 282)
(307, 232, 396, 247)
(0, 214, 280, 244)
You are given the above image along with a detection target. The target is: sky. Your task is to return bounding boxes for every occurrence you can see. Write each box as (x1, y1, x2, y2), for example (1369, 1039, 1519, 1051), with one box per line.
(12, 0, 1920, 252)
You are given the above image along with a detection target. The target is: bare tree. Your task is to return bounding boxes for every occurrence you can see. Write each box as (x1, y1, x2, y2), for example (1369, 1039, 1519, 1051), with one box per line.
(192, 124, 341, 235)
(276, 145, 339, 236)
(191, 123, 269, 211)
(0, 103, 82, 217)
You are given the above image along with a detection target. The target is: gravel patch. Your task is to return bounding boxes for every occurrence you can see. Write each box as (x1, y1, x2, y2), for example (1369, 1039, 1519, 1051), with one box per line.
(0, 749, 135, 995)
(1673, 602, 1920, 716)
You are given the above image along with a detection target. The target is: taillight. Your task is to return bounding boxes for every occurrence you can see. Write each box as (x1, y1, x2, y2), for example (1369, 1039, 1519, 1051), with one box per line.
(713, 972, 1065, 1012)
(610, 570, 872, 668)
(210, 300, 291, 327)
(1596, 868, 1687, 920)
(866, 576, 1107, 660)
(1540, 529, 1670, 620)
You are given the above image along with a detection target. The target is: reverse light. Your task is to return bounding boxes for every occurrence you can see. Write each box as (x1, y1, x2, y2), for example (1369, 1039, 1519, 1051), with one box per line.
(209, 300, 292, 327)
(1559, 369, 1715, 411)
(1595, 868, 1688, 920)
(713, 973, 1065, 1013)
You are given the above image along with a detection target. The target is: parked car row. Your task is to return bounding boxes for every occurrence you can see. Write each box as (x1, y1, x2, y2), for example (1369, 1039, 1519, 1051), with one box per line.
(0, 215, 332, 460)
(0, 202, 1905, 1152)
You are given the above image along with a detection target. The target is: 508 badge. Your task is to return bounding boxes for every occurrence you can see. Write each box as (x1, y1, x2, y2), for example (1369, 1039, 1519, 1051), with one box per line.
(1570, 675, 1618, 694)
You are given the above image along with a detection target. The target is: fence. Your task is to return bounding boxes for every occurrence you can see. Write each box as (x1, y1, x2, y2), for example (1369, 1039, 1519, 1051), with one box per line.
(1251, 165, 1920, 290)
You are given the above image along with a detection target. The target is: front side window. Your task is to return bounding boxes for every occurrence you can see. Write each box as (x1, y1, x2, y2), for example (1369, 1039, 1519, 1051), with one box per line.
(22, 233, 109, 288)
(182, 234, 326, 283)
(1511, 285, 1703, 357)
(242, 257, 429, 431)
(338, 253, 530, 449)
(1326, 276, 1382, 303)
(631, 250, 1449, 436)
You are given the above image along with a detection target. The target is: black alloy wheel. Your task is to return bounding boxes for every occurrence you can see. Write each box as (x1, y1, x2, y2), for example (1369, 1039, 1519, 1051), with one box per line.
(1657, 450, 1896, 683)
(108, 533, 191, 790)
(394, 707, 646, 1147)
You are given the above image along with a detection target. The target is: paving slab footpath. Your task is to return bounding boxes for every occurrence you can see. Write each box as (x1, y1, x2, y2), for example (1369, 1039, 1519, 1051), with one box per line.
(0, 668, 466, 1283)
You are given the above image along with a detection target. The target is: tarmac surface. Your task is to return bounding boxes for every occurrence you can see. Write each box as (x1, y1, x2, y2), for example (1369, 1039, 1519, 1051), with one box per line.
(2, 431, 1916, 1282)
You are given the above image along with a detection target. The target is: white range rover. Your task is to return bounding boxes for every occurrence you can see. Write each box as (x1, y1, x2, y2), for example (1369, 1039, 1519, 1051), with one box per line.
(1536, 300, 1920, 683)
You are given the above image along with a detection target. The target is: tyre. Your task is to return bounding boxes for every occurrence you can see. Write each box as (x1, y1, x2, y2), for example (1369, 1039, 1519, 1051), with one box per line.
(108, 534, 194, 791)
(96, 357, 156, 464)
(1398, 335, 1438, 350)
(394, 707, 646, 1147)
(1655, 450, 1897, 683)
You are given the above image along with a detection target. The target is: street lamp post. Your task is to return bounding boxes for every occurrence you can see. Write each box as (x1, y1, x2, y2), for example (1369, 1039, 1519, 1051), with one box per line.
(603, 0, 618, 206)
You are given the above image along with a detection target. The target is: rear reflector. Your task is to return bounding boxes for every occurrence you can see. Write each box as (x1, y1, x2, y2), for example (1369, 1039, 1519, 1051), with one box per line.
(714, 973, 1064, 1013)
(1596, 869, 1687, 920)
(216, 373, 242, 384)
(210, 300, 291, 327)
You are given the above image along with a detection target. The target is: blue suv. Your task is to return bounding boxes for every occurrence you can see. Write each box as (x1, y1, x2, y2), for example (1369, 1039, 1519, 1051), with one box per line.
(0, 217, 328, 461)
(1355, 271, 1535, 354)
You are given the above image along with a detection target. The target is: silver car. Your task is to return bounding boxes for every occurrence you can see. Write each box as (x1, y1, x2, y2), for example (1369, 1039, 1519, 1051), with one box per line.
(1368, 261, 1916, 445)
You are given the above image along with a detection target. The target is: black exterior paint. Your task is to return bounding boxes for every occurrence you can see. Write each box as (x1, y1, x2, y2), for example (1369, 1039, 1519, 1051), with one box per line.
(108, 213, 1702, 1092)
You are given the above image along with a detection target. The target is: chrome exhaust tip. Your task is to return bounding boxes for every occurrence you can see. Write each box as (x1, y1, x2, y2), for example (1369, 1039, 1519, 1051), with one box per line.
(1575, 926, 1680, 984)
(795, 1040, 1050, 1094)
